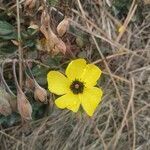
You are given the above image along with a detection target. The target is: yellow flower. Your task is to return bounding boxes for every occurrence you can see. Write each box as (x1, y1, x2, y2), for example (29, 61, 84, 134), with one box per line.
(118, 25, 125, 33)
(47, 59, 103, 116)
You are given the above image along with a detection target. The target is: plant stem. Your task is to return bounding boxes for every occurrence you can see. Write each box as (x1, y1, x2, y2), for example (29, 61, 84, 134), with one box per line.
(13, 60, 22, 93)
(16, 0, 23, 89)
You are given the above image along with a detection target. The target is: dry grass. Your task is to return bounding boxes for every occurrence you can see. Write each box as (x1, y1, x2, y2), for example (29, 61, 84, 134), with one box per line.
(0, 0, 150, 150)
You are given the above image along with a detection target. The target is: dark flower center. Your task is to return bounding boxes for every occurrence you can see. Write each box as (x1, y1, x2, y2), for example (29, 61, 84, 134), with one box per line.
(70, 80, 84, 94)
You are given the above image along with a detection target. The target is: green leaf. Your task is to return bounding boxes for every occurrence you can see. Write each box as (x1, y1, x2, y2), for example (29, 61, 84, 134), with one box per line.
(112, 0, 132, 19)
(0, 20, 14, 36)
(32, 102, 47, 120)
(0, 41, 17, 53)
(48, 0, 58, 6)
(31, 65, 49, 85)
(0, 113, 20, 127)
(0, 32, 17, 40)
(41, 55, 62, 68)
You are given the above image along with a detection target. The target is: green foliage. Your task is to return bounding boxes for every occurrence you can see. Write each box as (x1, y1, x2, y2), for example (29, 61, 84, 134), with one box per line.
(112, 0, 132, 19)
(0, 21, 14, 35)
(0, 20, 17, 56)
(48, 0, 59, 6)
(0, 20, 17, 40)
(0, 113, 20, 127)
(0, 40, 17, 54)
(112, 0, 144, 24)
(22, 28, 38, 48)
(32, 102, 48, 120)
(42, 55, 63, 68)
(31, 65, 49, 85)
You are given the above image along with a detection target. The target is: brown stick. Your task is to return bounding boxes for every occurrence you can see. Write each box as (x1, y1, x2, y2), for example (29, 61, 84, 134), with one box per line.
(16, 0, 23, 89)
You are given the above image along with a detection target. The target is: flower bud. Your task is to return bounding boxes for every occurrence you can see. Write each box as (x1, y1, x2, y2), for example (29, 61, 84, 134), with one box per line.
(0, 87, 12, 116)
(0, 101, 12, 116)
(118, 25, 125, 33)
(57, 17, 69, 37)
(5, 93, 17, 112)
(17, 91, 32, 120)
(34, 83, 47, 103)
(25, 77, 35, 90)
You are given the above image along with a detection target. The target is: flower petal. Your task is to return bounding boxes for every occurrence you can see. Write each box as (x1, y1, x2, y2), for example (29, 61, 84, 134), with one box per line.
(55, 93, 80, 112)
(65, 59, 86, 81)
(81, 64, 102, 87)
(80, 87, 103, 116)
(47, 71, 70, 95)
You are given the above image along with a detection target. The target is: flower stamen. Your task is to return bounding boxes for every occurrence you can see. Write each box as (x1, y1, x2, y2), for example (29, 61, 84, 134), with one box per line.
(70, 80, 84, 94)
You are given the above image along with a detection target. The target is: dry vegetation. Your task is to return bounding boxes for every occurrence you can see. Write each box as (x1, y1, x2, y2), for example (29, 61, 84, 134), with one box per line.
(0, 0, 150, 150)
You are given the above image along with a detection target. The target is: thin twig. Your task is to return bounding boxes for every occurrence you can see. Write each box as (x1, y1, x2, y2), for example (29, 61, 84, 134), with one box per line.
(131, 77, 136, 150)
(13, 60, 22, 93)
(116, 1, 137, 42)
(111, 76, 135, 149)
(16, 0, 23, 89)
(25, 62, 36, 81)
(95, 126, 108, 150)
(0, 130, 26, 146)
